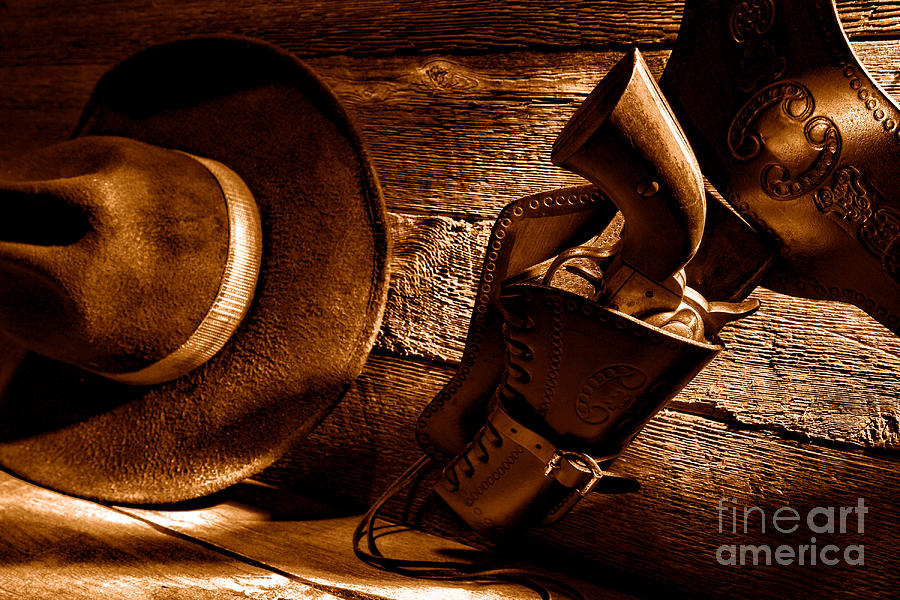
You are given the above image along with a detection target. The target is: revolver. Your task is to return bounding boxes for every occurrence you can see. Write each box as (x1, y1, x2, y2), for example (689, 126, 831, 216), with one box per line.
(417, 49, 758, 537)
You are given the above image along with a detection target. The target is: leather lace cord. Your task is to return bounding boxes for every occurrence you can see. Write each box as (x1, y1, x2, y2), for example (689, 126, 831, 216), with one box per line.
(352, 455, 588, 600)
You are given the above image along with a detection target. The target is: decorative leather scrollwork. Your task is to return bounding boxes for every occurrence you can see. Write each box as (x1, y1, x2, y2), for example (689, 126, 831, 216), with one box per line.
(816, 166, 900, 281)
(730, 0, 775, 42)
(728, 82, 841, 200)
(576, 365, 648, 425)
(730, 0, 786, 91)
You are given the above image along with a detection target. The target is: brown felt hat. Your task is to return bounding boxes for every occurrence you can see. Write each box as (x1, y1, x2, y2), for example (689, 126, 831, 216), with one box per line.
(0, 37, 390, 503)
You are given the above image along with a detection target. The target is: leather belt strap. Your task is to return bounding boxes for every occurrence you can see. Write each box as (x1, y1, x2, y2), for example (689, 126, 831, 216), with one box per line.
(491, 405, 608, 496)
(436, 402, 614, 537)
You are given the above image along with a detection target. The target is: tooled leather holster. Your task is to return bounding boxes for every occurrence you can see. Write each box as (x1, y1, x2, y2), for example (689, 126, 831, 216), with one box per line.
(659, 0, 900, 332)
(416, 49, 758, 537)
(434, 280, 722, 536)
(361, 0, 900, 556)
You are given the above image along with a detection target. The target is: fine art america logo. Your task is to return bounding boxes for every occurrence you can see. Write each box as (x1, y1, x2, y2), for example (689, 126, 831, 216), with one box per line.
(716, 498, 866, 566)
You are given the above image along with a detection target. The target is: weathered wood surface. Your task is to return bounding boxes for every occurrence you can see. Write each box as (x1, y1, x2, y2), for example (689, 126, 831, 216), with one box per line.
(0, 472, 347, 599)
(2, 1, 900, 598)
(263, 357, 900, 599)
(115, 483, 631, 600)
(4, 44, 900, 218)
(0, 468, 630, 599)
(0, 0, 897, 66)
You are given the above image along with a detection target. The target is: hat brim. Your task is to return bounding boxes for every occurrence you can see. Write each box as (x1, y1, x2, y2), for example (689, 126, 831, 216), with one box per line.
(0, 37, 390, 503)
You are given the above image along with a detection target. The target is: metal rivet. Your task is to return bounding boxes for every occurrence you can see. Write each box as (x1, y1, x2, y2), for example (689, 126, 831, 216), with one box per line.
(635, 179, 660, 197)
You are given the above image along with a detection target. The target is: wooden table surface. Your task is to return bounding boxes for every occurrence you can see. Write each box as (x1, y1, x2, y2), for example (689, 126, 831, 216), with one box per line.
(2, 1, 900, 599)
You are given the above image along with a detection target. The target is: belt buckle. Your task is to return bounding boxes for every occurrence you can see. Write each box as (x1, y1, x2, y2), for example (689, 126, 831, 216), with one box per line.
(544, 450, 610, 496)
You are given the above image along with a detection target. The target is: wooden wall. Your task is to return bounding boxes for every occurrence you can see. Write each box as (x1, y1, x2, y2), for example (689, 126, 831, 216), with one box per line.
(2, 1, 899, 598)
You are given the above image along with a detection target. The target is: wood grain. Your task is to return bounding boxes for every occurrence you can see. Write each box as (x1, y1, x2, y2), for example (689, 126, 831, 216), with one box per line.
(1, 7, 899, 598)
(0, 473, 346, 600)
(0, 0, 897, 67)
(536, 409, 900, 600)
(114, 484, 632, 600)
(259, 357, 900, 599)
(0, 47, 898, 447)
(3, 44, 900, 217)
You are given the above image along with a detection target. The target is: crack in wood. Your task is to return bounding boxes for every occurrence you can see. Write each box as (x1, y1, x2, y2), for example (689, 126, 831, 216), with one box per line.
(667, 398, 900, 456)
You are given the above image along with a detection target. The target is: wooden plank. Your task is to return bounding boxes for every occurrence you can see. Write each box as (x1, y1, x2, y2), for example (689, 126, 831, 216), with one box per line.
(531, 409, 900, 599)
(0, 47, 896, 444)
(0, 132, 895, 449)
(0, 462, 630, 600)
(260, 361, 900, 599)
(377, 210, 900, 449)
(378, 214, 491, 362)
(678, 289, 900, 447)
(115, 484, 632, 600)
(298, 41, 900, 217)
(0, 473, 347, 599)
(3, 44, 900, 217)
(0, 0, 896, 67)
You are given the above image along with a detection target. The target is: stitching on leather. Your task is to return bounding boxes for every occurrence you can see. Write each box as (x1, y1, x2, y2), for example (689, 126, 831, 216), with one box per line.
(459, 446, 526, 507)
(537, 294, 564, 417)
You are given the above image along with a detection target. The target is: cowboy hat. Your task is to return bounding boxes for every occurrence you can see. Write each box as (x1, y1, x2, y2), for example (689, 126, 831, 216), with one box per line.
(0, 36, 390, 503)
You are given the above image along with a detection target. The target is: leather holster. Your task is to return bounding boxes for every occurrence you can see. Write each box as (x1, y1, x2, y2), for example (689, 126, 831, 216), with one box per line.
(434, 282, 720, 537)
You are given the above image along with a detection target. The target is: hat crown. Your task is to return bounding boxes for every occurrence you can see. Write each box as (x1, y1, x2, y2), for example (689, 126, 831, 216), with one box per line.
(0, 37, 390, 504)
(0, 136, 230, 374)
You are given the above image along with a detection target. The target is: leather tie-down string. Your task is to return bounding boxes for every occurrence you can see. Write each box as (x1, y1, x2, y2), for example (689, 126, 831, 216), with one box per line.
(351, 455, 589, 600)
(413, 48, 755, 539)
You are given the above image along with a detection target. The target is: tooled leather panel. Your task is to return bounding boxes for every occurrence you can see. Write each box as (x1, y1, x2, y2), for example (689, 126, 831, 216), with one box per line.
(660, 0, 900, 333)
(416, 186, 618, 460)
(496, 283, 720, 457)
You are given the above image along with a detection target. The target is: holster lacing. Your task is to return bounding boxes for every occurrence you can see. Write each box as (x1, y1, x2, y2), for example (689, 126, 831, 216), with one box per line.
(434, 276, 725, 537)
(443, 419, 504, 491)
(440, 291, 541, 492)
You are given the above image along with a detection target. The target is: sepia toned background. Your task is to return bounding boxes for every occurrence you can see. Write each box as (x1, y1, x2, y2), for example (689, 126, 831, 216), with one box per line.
(1, 1, 899, 598)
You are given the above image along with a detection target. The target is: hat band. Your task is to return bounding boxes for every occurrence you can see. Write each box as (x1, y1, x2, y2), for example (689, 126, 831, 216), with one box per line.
(95, 154, 263, 386)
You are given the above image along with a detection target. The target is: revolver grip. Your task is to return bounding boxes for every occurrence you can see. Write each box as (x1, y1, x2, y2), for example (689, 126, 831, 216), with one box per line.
(552, 48, 706, 290)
